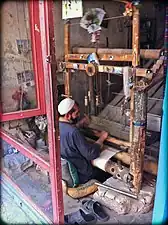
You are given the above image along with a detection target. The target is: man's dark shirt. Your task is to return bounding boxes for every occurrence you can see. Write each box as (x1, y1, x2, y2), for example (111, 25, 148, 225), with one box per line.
(59, 121, 101, 184)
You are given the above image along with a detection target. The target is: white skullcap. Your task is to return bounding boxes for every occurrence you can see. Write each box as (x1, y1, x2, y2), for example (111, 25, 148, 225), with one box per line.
(58, 98, 75, 115)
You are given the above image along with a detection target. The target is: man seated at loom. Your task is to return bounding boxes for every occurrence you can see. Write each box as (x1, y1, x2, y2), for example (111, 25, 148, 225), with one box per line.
(58, 97, 110, 185)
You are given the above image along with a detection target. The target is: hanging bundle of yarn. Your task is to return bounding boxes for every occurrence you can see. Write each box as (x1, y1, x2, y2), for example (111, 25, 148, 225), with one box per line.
(80, 8, 105, 43)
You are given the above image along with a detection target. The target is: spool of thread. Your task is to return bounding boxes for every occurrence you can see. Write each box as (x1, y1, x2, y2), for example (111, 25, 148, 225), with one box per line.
(96, 95, 99, 106)
(85, 96, 88, 106)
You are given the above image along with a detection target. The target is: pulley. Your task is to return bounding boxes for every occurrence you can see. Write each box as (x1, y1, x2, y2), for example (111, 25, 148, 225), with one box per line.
(85, 63, 98, 76)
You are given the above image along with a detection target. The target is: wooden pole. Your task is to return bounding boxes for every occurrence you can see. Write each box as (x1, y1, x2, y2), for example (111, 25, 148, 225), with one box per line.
(129, 6, 148, 194)
(65, 62, 152, 78)
(130, 88, 148, 193)
(72, 48, 161, 60)
(129, 5, 149, 194)
(86, 137, 158, 176)
(114, 151, 158, 176)
(130, 6, 140, 145)
(83, 127, 131, 148)
(67, 53, 133, 62)
(64, 22, 71, 96)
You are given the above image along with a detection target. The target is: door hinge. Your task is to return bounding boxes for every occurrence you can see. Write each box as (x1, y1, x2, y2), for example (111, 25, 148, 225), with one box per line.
(46, 55, 52, 63)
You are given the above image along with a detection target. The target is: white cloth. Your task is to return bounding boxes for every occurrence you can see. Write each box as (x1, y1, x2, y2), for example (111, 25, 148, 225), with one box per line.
(58, 98, 75, 115)
(92, 148, 120, 171)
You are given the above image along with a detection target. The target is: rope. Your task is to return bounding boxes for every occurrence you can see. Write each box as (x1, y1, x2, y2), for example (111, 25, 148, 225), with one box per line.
(68, 15, 129, 26)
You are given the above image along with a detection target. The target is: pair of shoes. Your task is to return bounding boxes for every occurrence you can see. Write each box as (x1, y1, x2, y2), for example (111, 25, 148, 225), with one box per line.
(64, 200, 109, 224)
(81, 199, 109, 222)
(64, 208, 96, 224)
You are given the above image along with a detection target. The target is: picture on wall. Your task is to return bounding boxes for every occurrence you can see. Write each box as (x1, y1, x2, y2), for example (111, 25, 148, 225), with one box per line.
(62, 0, 83, 20)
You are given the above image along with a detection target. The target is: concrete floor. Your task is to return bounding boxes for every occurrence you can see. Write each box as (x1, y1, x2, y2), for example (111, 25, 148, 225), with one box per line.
(64, 193, 153, 224)
(1, 167, 153, 224)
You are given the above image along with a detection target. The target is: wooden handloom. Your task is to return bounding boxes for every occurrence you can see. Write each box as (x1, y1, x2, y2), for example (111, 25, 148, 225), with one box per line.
(61, 1, 164, 194)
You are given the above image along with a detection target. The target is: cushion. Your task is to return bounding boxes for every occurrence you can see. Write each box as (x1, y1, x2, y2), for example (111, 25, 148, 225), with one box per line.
(61, 158, 79, 188)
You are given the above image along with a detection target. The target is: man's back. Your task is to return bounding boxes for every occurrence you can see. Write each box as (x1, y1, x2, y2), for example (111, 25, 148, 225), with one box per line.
(59, 121, 100, 184)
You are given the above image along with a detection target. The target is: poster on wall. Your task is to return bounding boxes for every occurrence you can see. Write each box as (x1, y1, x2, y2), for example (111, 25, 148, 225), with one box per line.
(62, 0, 83, 20)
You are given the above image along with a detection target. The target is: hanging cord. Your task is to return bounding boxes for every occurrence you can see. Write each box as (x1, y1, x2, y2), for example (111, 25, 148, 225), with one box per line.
(95, 40, 99, 115)
(84, 72, 89, 115)
(99, 69, 103, 109)
(94, 69, 98, 115)
(68, 15, 128, 26)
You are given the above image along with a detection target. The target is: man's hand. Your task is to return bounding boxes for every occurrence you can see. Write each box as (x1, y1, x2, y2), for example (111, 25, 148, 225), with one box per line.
(99, 131, 108, 141)
(76, 114, 90, 128)
(82, 114, 90, 127)
(96, 130, 108, 148)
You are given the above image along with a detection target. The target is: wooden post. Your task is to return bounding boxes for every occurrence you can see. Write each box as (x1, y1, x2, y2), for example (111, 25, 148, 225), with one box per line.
(129, 6, 147, 194)
(130, 6, 140, 144)
(130, 5, 138, 191)
(130, 87, 147, 193)
(131, 6, 140, 68)
(64, 21, 71, 96)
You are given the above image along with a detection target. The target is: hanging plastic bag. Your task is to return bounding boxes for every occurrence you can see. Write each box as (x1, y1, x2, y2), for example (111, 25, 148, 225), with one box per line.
(80, 8, 106, 34)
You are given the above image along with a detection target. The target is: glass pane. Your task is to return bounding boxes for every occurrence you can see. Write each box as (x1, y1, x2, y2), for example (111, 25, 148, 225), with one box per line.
(1, 1, 37, 113)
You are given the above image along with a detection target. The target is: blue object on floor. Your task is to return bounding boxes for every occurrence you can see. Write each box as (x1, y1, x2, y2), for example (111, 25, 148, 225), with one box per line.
(152, 68, 168, 224)
(64, 209, 97, 224)
(3, 152, 30, 170)
(1, 139, 18, 156)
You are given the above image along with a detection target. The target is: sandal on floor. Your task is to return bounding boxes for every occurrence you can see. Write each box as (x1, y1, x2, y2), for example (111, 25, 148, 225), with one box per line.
(64, 208, 97, 224)
(81, 199, 109, 222)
